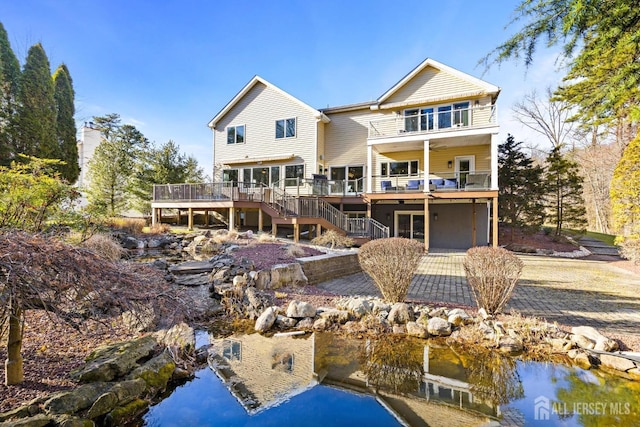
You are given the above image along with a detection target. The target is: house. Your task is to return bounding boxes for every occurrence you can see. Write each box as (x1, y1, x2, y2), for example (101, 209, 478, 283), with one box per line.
(151, 57, 500, 250)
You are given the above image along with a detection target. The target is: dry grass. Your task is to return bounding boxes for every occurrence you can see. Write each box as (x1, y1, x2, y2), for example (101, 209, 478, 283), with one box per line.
(311, 230, 354, 248)
(104, 217, 146, 235)
(358, 238, 425, 303)
(80, 233, 125, 261)
(286, 244, 306, 258)
(463, 246, 524, 315)
(256, 232, 276, 243)
(149, 223, 171, 234)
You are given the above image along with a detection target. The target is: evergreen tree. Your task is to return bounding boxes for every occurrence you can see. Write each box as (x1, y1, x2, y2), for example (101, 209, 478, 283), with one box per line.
(0, 22, 21, 165)
(130, 140, 204, 215)
(53, 64, 79, 183)
(498, 134, 546, 237)
(86, 115, 148, 216)
(544, 147, 587, 235)
(610, 134, 640, 261)
(15, 43, 57, 160)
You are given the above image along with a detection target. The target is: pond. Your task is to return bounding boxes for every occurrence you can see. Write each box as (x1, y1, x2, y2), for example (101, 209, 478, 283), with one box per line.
(143, 332, 640, 426)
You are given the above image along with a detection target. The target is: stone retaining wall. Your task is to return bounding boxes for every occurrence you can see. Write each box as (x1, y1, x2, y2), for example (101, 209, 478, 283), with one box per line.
(298, 251, 361, 285)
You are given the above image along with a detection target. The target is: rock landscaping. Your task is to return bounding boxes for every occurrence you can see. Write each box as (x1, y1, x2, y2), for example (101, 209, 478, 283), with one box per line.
(0, 324, 196, 427)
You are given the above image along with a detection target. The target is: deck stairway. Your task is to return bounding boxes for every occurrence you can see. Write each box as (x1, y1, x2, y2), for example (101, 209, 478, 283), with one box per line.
(263, 186, 389, 240)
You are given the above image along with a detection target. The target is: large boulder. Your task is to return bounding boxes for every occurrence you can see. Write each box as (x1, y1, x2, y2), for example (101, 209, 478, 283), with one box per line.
(599, 354, 637, 372)
(286, 300, 316, 318)
(255, 307, 279, 332)
(0, 414, 52, 427)
(71, 336, 157, 383)
(406, 322, 428, 338)
(571, 326, 618, 352)
(427, 317, 452, 336)
(346, 297, 372, 319)
(128, 351, 176, 394)
(318, 308, 350, 324)
(388, 303, 415, 325)
(269, 263, 308, 288)
(155, 322, 195, 351)
(43, 383, 112, 415)
(447, 308, 473, 326)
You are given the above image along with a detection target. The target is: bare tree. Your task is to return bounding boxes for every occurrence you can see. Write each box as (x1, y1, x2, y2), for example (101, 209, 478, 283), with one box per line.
(512, 87, 576, 149)
(0, 231, 187, 385)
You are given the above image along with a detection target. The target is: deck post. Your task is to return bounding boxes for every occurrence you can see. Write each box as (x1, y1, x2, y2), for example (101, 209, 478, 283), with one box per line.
(151, 208, 157, 226)
(293, 223, 300, 243)
(424, 200, 429, 252)
(272, 222, 277, 236)
(229, 207, 236, 230)
(316, 224, 322, 238)
(258, 208, 263, 232)
(492, 196, 498, 247)
(158, 208, 162, 225)
(471, 199, 476, 247)
(188, 207, 194, 231)
(204, 210, 209, 226)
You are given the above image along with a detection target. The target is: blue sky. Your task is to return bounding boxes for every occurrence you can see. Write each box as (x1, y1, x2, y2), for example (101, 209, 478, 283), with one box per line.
(2, 0, 563, 177)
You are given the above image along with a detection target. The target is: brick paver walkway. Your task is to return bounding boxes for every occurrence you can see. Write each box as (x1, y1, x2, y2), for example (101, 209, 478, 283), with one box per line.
(318, 250, 640, 336)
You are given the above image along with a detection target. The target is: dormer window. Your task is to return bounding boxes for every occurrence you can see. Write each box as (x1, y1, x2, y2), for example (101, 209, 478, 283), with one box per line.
(227, 125, 245, 144)
(276, 118, 296, 139)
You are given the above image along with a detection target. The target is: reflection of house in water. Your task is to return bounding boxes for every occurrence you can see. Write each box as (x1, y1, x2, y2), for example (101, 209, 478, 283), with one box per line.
(314, 333, 501, 427)
(208, 333, 316, 414)
(208, 332, 506, 426)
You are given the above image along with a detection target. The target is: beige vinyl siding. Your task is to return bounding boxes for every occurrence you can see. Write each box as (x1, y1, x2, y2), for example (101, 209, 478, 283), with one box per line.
(429, 144, 490, 173)
(374, 144, 490, 175)
(384, 66, 485, 106)
(324, 108, 384, 167)
(214, 82, 318, 178)
(317, 121, 325, 173)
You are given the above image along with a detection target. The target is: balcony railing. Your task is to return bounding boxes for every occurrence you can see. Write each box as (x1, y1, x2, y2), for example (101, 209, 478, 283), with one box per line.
(373, 170, 492, 193)
(368, 105, 497, 138)
(153, 182, 268, 202)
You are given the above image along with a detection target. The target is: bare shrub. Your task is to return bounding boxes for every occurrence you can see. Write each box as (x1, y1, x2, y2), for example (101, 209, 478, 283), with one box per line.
(311, 229, 354, 249)
(286, 244, 306, 258)
(463, 246, 523, 315)
(149, 222, 171, 234)
(617, 236, 640, 264)
(80, 233, 125, 261)
(256, 232, 276, 243)
(358, 238, 424, 302)
(105, 217, 146, 234)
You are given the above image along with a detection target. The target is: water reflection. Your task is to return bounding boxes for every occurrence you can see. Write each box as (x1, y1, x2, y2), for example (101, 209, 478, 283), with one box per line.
(144, 331, 640, 426)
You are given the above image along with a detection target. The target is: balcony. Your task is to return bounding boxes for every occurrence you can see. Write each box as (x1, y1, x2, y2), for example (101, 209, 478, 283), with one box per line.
(372, 170, 492, 194)
(368, 104, 497, 139)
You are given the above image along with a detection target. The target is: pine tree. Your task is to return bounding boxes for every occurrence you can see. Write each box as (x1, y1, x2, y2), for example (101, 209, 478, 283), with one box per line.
(86, 115, 148, 216)
(53, 64, 79, 182)
(610, 134, 640, 261)
(0, 22, 21, 165)
(544, 147, 587, 235)
(498, 134, 546, 238)
(15, 43, 57, 161)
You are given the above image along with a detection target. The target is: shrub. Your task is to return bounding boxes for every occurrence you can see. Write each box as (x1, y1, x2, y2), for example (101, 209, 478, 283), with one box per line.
(80, 233, 125, 261)
(211, 229, 238, 244)
(105, 217, 146, 235)
(149, 223, 171, 234)
(256, 232, 276, 243)
(463, 246, 523, 315)
(617, 235, 640, 264)
(358, 238, 424, 302)
(311, 229, 354, 249)
(286, 244, 306, 258)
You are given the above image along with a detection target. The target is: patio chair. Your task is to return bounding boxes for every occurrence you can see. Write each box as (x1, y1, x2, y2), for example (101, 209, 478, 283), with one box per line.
(381, 180, 392, 192)
(406, 179, 423, 191)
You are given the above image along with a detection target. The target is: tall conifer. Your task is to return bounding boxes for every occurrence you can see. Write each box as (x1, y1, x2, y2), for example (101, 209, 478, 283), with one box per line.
(0, 22, 21, 165)
(53, 64, 79, 182)
(16, 43, 57, 160)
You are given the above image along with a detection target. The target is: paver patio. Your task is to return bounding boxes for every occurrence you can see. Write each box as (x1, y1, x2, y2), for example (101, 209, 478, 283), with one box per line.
(318, 250, 640, 336)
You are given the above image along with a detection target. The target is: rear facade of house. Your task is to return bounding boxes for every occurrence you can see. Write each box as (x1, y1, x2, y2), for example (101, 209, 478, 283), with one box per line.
(151, 58, 500, 250)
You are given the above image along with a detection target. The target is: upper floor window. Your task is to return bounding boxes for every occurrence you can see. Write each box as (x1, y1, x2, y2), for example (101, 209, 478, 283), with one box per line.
(404, 101, 470, 131)
(276, 118, 296, 139)
(227, 125, 245, 144)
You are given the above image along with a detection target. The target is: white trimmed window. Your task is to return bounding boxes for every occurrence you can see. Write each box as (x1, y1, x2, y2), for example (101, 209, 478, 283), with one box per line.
(380, 160, 419, 177)
(275, 118, 296, 139)
(227, 125, 245, 144)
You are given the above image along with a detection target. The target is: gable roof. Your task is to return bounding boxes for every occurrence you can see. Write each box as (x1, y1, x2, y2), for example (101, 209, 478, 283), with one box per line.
(208, 75, 330, 129)
(375, 58, 500, 106)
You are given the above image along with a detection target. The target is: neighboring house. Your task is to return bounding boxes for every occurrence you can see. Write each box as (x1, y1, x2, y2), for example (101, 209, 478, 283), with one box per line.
(151, 57, 500, 250)
(76, 122, 102, 207)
